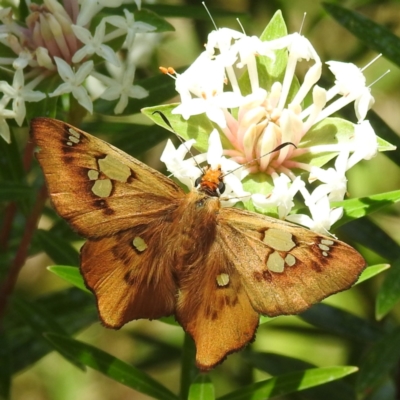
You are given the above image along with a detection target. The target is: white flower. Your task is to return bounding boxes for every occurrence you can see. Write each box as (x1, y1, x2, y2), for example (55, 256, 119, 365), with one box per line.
(49, 57, 93, 113)
(252, 174, 305, 219)
(314, 61, 375, 123)
(0, 97, 16, 143)
(309, 149, 349, 202)
(105, 9, 155, 50)
(347, 120, 378, 169)
(92, 64, 148, 114)
(172, 52, 243, 128)
(71, 22, 120, 66)
(160, 138, 200, 190)
(0, 69, 45, 126)
(287, 193, 343, 235)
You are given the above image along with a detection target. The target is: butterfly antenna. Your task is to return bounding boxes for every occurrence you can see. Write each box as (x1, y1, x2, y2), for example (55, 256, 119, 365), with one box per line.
(220, 142, 297, 178)
(152, 111, 205, 174)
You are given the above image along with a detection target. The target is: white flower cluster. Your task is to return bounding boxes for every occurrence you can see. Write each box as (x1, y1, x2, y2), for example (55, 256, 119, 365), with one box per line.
(0, 0, 155, 143)
(161, 25, 381, 235)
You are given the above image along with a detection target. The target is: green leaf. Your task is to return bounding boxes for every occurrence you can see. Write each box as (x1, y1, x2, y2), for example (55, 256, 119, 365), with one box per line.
(239, 10, 292, 97)
(217, 366, 357, 400)
(35, 229, 80, 266)
(12, 297, 85, 370)
(369, 111, 400, 167)
(0, 181, 33, 201)
(323, 3, 400, 67)
(356, 326, 400, 397)
(134, 8, 175, 32)
(300, 303, 383, 343)
(242, 352, 355, 400)
(356, 264, 390, 285)
(376, 258, 400, 320)
(188, 375, 215, 400)
(336, 218, 400, 261)
(5, 288, 97, 374)
(142, 104, 231, 153)
(47, 265, 90, 293)
(44, 333, 179, 400)
(332, 190, 400, 228)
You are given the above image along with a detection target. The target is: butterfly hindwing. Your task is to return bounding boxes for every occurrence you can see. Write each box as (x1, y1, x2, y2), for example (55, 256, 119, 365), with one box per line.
(175, 239, 259, 370)
(218, 207, 366, 316)
(81, 227, 177, 327)
(31, 117, 184, 238)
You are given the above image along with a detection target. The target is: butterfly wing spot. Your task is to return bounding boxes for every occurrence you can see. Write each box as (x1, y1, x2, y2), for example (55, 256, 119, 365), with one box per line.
(318, 238, 336, 257)
(123, 270, 138, 286)
(285, 253, 296, 266)
(91, 179, 112, 197)
(216, 273, 230, 287)
(88, 170, 99, 180)
(253, 270, 273, 282)
(92, 199, 115, 216)
(98, 155, 131, 183)
(68, 127, 80, 139)
(267, 251, 285, 273)
(64, 128, 81, 146)
(262, 228, 296, 252)
(132, 236, 147, 252)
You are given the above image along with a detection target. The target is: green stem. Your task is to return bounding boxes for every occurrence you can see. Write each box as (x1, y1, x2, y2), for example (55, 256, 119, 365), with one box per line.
(180, 333, 199, 399)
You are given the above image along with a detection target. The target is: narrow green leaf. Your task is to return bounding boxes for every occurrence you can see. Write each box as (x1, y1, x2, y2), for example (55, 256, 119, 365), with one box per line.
(242, 352, 355, 400)
(47, 265, 90, 293)
(0, 181, 33, 201)
(12, 297, 85, 370)
(300, 303, 383, 343)
(5, 288, 97, 374)
(369, 111, 400, 167)
(36, 229, 79, 266)
(356, 326, 400, 396)
(323, 3, 400, 67)
(356, 264, 390, 285)
(188, 375, 215, 400)
(336, 218, 400, 261)
(44, 333, 178, 400)
(376, 258, 400, 320)
(332, 190, 400, 228)
(218, 366, 357, 400)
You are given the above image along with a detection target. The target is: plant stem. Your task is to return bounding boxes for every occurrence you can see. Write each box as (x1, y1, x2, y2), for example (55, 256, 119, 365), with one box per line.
(0, 184, 48, 324)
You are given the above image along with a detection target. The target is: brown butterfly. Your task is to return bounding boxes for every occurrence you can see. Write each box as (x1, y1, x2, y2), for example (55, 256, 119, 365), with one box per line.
(31, 117, 366, 370)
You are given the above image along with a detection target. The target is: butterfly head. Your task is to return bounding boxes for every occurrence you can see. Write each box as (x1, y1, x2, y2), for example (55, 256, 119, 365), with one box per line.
(195, 165, 226, 197)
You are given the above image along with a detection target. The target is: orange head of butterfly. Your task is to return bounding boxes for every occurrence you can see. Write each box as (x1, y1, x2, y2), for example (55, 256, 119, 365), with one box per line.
(195, 165, 225, 197)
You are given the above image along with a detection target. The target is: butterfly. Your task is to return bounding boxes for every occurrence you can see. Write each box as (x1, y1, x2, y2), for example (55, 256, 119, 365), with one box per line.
(31, 117, 366, 370)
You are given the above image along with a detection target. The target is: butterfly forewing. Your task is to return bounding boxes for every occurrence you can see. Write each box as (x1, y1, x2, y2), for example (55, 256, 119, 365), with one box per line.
(218, 207, 366, 316)
(31, 117, 183, 238)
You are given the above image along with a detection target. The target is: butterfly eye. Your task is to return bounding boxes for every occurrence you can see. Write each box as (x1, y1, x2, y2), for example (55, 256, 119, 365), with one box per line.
(195, 176, 202, 187)
(217, 181, 225, 195)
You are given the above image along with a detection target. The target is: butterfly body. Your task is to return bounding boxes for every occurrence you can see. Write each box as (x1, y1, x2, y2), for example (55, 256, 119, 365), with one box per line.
(31, 117, 366, 370)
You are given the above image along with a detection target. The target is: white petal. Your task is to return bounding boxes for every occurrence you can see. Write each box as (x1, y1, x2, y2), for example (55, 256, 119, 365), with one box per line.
(72, 86, 93, 113)
(207, 129, 223, 167)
